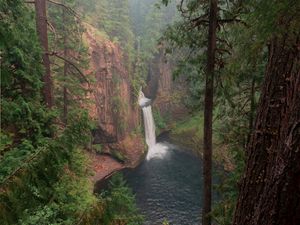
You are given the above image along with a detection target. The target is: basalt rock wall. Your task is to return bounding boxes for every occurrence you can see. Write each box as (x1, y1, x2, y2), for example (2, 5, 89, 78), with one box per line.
(84, 24, 141, 144)
(144, 51, 188, 122)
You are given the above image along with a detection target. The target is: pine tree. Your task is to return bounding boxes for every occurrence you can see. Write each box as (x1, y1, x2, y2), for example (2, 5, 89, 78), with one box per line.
(34, 0, 53, 108)
(101, 174, 144, 225)
(48, 0, 89, 124)
(203, 1, 218, 224)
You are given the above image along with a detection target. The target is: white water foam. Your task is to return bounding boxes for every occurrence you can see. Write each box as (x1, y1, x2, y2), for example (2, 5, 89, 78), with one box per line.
(146, 142, 170, 160)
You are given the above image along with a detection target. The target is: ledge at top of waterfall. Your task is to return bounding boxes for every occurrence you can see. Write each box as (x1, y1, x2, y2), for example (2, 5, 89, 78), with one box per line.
(138, 91, 152, 108)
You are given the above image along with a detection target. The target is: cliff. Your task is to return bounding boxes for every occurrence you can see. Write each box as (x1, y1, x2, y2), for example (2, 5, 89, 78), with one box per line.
(154, 53, 188, 121)
(144, 51, 188, 124)
(83, 24, 146, 182)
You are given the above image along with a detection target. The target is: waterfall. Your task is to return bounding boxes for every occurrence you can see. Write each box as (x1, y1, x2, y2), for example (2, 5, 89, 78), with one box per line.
(139, 91, 156, 148)
(139, 91, 169, 160)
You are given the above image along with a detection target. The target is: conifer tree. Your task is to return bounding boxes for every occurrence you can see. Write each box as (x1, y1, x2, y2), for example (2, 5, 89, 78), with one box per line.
(0, 1, 95, 224)
(48, 0, 88, 124)
(232, 1, 300, 224)
(35, 0, 53, 108)
(203, 1, 218, 224)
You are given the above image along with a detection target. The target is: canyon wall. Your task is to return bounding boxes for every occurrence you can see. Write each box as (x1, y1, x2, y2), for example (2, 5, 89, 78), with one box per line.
(82, 24, 187, 181)
(84, 24, 140, 143)
(145, 52, 188, 122)
(83, 25, 145, 178)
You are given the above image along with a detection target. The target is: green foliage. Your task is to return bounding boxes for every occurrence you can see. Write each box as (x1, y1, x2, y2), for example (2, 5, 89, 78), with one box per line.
(153, 108, 167, 133)
(162, 219, 170, 225)
(0, 132, 12, 154)
(212, 151, 244, 225)
(47, 0, 90, 123)
(78, 174, 143, 225)
(0, 110, 96, 225)
(111, 150, 127, 163)
(0, 0, 53, 185)
(0, 0, 44, 97)
(161, 1, 208, 110)
(173, 114, 203, 140)
(92, 144, 103, 154)
(6, 0, 291, 224)
(1, 2, 98, 225)
(0, 0, 53, 144)
(243, 0, 300, 43)
(160, 0, 287, 224)
(100, 174, 144, 225)
(1, 1, 148, 223)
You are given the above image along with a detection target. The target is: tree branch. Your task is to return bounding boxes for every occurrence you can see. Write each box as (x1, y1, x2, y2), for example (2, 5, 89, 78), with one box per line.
(46, 20, 59, 53)
(218, 18, 248, 27)
(46, 0, 80, 19)
(216, 48, 231, 55)
(193, 19, 209, 27)
(0, 147, 47, 186)
(48, 52, 91, 87)
(217, 37, 232, 49)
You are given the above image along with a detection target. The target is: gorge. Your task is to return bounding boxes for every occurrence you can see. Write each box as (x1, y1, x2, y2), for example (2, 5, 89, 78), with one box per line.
(81, 1, 200, 223)
(3, 0, 296, 224)
(82, 0, 188, 184)
(124, 90, 205, 225)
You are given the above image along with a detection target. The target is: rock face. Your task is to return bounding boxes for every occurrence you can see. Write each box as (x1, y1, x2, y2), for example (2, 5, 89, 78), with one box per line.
(145, 51, 188, 122)
(83, 24, 145, 181)
(84, 24, 140, 143)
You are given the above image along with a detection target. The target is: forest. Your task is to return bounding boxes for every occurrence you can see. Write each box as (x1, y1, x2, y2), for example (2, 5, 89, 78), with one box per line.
(0, 0, 299, 225)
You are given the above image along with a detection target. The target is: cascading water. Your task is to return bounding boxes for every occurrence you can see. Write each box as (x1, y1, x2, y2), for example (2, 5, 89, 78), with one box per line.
(139, 91, 156, 147)
(139, 90, 168, 160)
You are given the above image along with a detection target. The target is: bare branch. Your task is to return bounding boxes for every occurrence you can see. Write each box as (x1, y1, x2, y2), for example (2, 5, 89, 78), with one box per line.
(189, 13, 209, 28)
(217, 37, 233, 49)
(218, 18, 248, 27)
(48, 52, 91, 87)
(47, 0, 80, 19)
(216, 48, 231, 55)
(47, 20, 59, 53)
(193, 19, 209, 27)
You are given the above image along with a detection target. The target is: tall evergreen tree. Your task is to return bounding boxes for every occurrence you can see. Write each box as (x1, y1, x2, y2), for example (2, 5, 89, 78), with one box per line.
(203, 1, 218, 224)
(0, 1, 95, 224)
(161, 1, 270, 224)
(233, 1, 300, 224)
(48, 0, 89, 124)
(34, 0, 53, 108)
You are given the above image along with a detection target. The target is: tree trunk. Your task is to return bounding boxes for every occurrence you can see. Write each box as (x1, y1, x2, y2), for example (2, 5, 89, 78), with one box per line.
(62, 4, 68, 124)
(232, 34, 300, 225)
(247, 77, 256, 144)
(202, 0, 217, 225)
(63, 70, 68, 124)
(35, 0, 53, 108)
